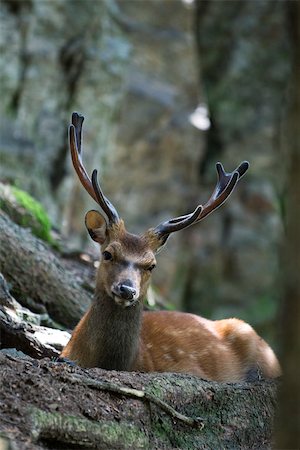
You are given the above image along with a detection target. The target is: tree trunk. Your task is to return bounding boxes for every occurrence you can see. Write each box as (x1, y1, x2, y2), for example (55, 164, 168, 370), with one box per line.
(0, 211, 92, 328)
(275, 2, 300, 448)
(0, 352, 278, 450)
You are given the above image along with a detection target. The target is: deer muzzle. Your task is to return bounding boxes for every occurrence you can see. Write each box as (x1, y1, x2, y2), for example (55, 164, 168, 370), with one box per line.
(111, 281, 139, 307)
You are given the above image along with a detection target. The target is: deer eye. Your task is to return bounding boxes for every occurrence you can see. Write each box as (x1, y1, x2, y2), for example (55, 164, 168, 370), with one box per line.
(102, 251, 113, 261)
(147, 264, 156, 272)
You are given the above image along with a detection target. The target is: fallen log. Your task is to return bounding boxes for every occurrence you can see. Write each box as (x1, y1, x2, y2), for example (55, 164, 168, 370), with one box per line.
(0, 352, 278, 450)
(0, 272, 70, 358)
(0, 211, 92, 327)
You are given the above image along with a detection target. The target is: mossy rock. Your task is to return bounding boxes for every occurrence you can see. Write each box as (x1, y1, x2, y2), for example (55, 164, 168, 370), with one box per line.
(0, 183, 53, 244)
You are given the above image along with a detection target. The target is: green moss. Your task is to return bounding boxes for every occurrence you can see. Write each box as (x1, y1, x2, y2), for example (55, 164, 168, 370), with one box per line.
(11, 186, 53, 243)
(29, 407, 149, 449)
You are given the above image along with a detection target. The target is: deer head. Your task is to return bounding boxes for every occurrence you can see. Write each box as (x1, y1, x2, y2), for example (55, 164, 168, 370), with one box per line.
(69, 112, 249, 308)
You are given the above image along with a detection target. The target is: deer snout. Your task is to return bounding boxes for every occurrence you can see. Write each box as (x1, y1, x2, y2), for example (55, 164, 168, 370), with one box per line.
(119, 284, 137, 300)
(112, 281, 138, 305)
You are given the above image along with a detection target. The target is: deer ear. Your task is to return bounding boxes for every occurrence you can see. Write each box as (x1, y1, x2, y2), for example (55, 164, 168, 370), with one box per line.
(85, 210, 108, 244)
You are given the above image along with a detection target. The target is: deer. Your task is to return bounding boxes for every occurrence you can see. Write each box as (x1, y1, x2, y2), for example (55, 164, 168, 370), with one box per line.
(61, 112, 281, 382)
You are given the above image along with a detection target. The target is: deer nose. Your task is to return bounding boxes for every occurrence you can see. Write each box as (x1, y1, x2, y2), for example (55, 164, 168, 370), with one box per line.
(118, 284, 137, 300)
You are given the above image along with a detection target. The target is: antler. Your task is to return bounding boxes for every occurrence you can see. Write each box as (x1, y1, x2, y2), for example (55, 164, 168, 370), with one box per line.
(69, 112, 119, 225)
(153, 161, 249, 239)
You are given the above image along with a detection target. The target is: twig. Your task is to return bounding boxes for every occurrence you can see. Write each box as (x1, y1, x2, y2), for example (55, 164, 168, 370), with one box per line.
(66, 373, 205, 428)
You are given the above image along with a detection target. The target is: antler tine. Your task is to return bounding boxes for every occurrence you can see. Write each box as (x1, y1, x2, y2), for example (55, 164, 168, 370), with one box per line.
(71, 112, 84, 155)
(69, 112, 119, 225)
(235, 160, 249, 179)
(69, 116, 98, 203)
(153, 161, 249, 239)
(92, 170, 119, 224)
(196, 160, 249, 222)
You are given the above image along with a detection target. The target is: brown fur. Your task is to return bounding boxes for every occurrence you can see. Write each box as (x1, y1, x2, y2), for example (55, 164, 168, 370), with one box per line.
(135, 313, 281, 381)
(61, 217, 281, 381)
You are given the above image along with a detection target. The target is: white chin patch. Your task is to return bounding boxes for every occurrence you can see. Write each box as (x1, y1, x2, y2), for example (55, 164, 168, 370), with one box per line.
(113, 296, 133, 308)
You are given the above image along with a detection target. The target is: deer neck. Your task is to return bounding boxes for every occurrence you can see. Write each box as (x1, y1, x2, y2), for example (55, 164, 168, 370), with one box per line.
(88, 287, 143, 370)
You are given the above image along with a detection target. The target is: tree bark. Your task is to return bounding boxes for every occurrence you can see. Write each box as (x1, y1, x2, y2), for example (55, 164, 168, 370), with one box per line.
(275, 2, 300, 448)
(0, 272, 70, 359)
(0, 211, 92, 328)
(0, 352, 278, 450)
